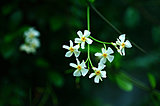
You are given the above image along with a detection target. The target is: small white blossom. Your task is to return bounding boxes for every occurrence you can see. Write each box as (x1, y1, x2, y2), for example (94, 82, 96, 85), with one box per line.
(24, 28, 40, 38)
(75, 30, 93, 49)
(20, 38, 40, 54)
(20, 44, 36, 54)
(20, 27, 40, 54)
(116, 34, 132, 56)
(89, 63, 107, 83)
(30, 38, 40, 48)
(95, 47, 114, 64)
(63, 40, 80, 57)
(70, 58, 89, 77)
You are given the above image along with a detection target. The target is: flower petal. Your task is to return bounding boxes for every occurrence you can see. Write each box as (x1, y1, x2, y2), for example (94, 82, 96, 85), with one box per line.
(80, 60, 86, 68)
(98, 62, 106, 70)
(77, 31, 83, 38)
(75, 38, 82, 43)
(125, 40, 132, 48)
(100, 57, 106, 64)
(119, 34, 125, 42)
(106, 47, 114, 55)
(84, 30, 91, 37)
(74, 51, 80, 57)
(94, 75, 100, 83)
(117, 49, 122, 56)
(69, 40, 73, 47)
(101, 71, 106, 78)
(69, 63, 77, 68)
(73, 44, 79, 50)
(92, 67, 98, 71)
(89, 73, 96, 78)
(65, 51, 73, 57)
(62, 45, 70, 50)
(116, 39, 121, 45)
(122, 48, 125, 56)
(81, 42, 85, 49)
(97, 62, 106, 70)
(76, 58, 80, 65)
(102, 48, 106, 53)
(81, 69, 88, 76)
(107, 55, 114, 63)
(73, 69, 81, 76)
(95, 53, 102, 57)
(86, 38, 93, 44)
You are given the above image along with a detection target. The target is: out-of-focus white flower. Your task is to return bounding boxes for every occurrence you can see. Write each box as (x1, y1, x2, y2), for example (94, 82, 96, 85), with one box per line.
(63, 40, 80, 57)
(70, 58, 88, 77)
(30, 38, 40, 48)
(20, 44, 36, 54)
(95, 47, 114, 64)
(116, 34, 132, 56)
(20, 27, 40, 54)
(89, 63, 107, 83)
(75, 30, 93, 49)
(24, 28, 40, 40)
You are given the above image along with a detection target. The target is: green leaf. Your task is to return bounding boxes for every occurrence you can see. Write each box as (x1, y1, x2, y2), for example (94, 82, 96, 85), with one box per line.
(124, 7, 140, 28)
(50, 16, 64, 31)
(152, 26, 160, 45)
(115, 74, 133, 92)
(65, 69, 73, 74)
(76, 77, 80, 84)
(4, 34, 15, 43)
(148, 73, 156, 89)
(48, 71, 64, 88)
(36, 58, 49, 68)
(89, 0, 95, 3)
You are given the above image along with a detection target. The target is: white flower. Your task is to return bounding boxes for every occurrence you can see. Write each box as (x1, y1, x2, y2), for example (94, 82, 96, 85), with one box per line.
(69, 58, 89, 77)
(24, 28, 40, 42)
(20, 44, 36, 54)
(30, 38, 40, 48)
(20, 27, 41, 54)
(116, 34, 132, 56)
(95, 47, 114, 64)
(63, 40, 80, 57)
(75, 30, 93, 49)
(89, 63, 107, 83)
(24, 28, 40, 38)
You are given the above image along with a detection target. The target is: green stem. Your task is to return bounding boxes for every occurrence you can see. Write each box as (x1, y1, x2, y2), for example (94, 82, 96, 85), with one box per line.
(89, 36, 111, 44)
(87, 6, 94, 69)
(86, 0, 122, 35)
(103, 44, 106, 50)
(87, 0, 147, 55)
(87, 6, 90, 31)
(88, 44, 93, 68)
(85, 58, 89, 63)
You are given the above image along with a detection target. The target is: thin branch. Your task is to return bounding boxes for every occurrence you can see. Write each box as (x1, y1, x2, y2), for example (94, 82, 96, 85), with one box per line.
(86, 0, 147, 54)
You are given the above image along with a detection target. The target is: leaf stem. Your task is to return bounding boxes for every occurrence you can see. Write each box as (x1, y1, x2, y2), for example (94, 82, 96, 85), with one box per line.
(87, 6, 94, 69)
(86, 0, 147, 54)
(89, 36, 111, 44)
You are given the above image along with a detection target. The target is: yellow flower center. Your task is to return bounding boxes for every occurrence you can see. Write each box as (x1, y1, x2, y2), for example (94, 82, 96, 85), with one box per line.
(31, 44, 36, 48)
(95, 70, 101, 75)
(29, 33, 35, 38)
(81, 37, 86, 42)
(69, 47, 74, 52)
(102, 53, 107, 58)
(121, 43, 125, 48)
(77, 65, 82, 70)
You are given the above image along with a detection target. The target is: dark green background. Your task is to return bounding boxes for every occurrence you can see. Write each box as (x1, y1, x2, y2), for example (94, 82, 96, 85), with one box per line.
(0, 0, 160, 105)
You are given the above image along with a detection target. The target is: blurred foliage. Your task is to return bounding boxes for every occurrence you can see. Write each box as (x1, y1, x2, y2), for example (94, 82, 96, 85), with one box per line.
(115, 73, 133, 92)
(0, 0, 160, 106)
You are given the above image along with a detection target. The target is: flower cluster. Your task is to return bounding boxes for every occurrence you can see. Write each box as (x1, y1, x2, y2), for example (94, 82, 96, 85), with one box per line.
(20, 28, 40, 54)
(63, 30, 132, 83)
